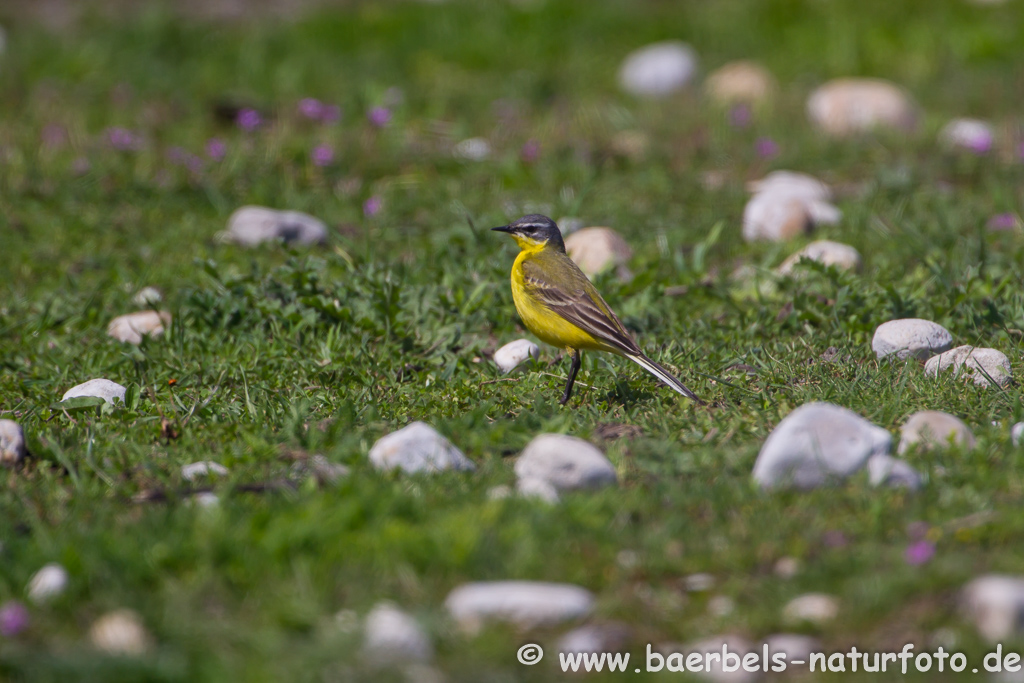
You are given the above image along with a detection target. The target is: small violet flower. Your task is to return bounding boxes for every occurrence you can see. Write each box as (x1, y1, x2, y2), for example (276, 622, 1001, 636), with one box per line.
(41, 123, 67, 149)
(966, 132, 993, 155)
(236, 108, 262, 131)
(905, 540, 935, 566)
(520, 139, 540, 164)
(729, 104, 752, 128)
(320, 104, 341, 124)
(987, 213, 1020, 231)
(363, 196, 382, 217)
(755, 137, 779, 159)
(206, 138, 226, 160)
(298, 98, 324, 120)
(106, 127, 140, 151)
(311, 145, 334, 167)
(0, 602, 29, 637)
(822, 530, 848, 548)
(368, 107, 391, 128)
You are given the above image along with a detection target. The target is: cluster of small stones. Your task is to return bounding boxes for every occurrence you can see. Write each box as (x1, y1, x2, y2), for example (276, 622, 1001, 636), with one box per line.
(742, 171, 842, 243)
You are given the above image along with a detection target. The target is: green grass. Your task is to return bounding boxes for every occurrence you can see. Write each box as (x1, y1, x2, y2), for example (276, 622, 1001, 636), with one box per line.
(1, 0, 1024, 680)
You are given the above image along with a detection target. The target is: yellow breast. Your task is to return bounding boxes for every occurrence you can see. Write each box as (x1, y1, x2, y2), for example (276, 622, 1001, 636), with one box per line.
(510, 250, 606, 352)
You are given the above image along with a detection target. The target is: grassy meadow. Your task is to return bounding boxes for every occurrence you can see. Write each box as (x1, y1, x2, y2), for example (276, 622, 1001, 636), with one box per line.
(1, 0, 1024, 680)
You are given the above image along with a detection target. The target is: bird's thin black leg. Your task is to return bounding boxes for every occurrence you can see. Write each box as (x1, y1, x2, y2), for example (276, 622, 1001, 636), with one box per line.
(560, 350, 582, 405)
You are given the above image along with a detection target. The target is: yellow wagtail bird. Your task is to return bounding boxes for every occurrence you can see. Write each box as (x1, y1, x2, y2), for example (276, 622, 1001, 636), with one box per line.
(493, 214, 704, 406)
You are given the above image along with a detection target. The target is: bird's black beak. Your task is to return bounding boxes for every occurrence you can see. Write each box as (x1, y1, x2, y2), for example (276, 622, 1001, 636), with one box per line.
(491, 225, 513, 234)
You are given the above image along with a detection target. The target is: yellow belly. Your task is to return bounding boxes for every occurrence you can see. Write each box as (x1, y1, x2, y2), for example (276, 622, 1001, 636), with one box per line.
(510, 258, 609, 353)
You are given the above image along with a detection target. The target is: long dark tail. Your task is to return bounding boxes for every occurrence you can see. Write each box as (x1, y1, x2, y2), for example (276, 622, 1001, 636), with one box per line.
(625, 353, 705, 405)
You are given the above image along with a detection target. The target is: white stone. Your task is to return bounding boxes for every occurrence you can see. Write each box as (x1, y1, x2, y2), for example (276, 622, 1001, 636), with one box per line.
(618, 41, 698, 97)
(684, 573, 716, 592)
(107, 310, 171, 345)
(292, 455, 350, 484)
(363, 602, 433, 664)
(752, 402, 891, 490)
(898, 411, 975, 454)
(1012, 422, 1024, 446)
(89, 609, 151, 655)
(444, 581, 594, 633)
(486, 485, 512, 501)
(778, 241, 861, 275)
(746, 171, 832, 202)
(368, 422, 475, 474)
(564, 227, 633, 279)
(514, 434, 617, 491)
(762, 633, 821, 662)
(0, 420, 26, 465)
(774, 557, 801, 579)
(782, 593, 839, 626)
(704, 61, 777, 105)
(493, 339, 539, 374)
(681, 635, 759, 683)
(807, 78, 917, 137)
(962, 575, 1024, 642)
(225, 205, 327, 246)
(924, 345, 1011, 387)
(707, 595, 735, 618)
(871, 319, 953, 360)
(189, 492, 220, 508)
(454, 137, 491, 161)
(741, 193, 812, 242)
(62, 378, 126, 405)
(26, 563, 68, 603)
(131, 286, 163, 307)
(867, 454, 923, 490)
(940, 118, 993, 152)
(181, 461, 229, 481)
(557, 623, 630, 656)
(516, 477, 560, 504)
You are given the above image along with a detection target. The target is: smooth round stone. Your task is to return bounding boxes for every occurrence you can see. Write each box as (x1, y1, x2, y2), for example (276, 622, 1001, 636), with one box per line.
(898, 410, 975, 454)
(62, 378, 126, 405)
(454, 137, 491, 161)
(924, 345, 1011, 388)
(747, 171, 832, 202)
(516, 477, 560, 504)
(1012, 422, 1024, 447)
(26, 563, 68, 603)
(962, 575, 1024, 642)
(131, 286, 163, 307)
(557, 622, 631, 656)
(741, 194, 812, 242)
(108, 310, 171, 345)
(778, 240, 861, 275)
(225, 206, 327, 246)
(514, 434, 617, 491)
(618, 41, 698, 97)
(444, 581, 594, 633)
(681, 635, 759, 683)
(871, 319, 953, 360)
(0, 420, 26, 465)
(89, 609, 151, 655)
(493, 339, 540, 374)
(683, 573, 716, 592)
(940, 118, 993, 153)
(807, 78, 918, 137)
(867, 454, 923, 490)
(704, 60, 777, 105)
(782, 593, 839, 626)
(774, 557, 801, 579)
(564, 227, 633, 280)
(363, 602, 433, 664)
(181, 461, 229, 481)
(752, 402, 891, 490)
(368, 421, 475, 474)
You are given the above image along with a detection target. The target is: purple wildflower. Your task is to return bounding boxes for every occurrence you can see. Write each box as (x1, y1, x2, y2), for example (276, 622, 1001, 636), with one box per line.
(905, 540, 935, 566)
(1018, 142, 1024, 161)
(822, 530, 848, 548)
(41, 123, 67, 149)
(311, 145, 334, 167)
(166, 146, 188, 164)
(755, 137, 779, 158)
(236, 108, 262, 131)
(729, 104, 751, 128)
(363, 196, 382, 217)
(966, 132, 993, 155)
(0, 602, 29, 637)
(906, 521, 930, 541)
(106, 127, 140, 151)
(520, 139, 540, 164)
(206, 138, 227, 160)
(320, 104, 341, 124)
(987, 213, 1020, 231)
(368, 107, 391, 128)
(298, 98, 324, 120)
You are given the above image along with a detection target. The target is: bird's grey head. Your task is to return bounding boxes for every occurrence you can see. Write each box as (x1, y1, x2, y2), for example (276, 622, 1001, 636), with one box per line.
(491, 214, 565, 251)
